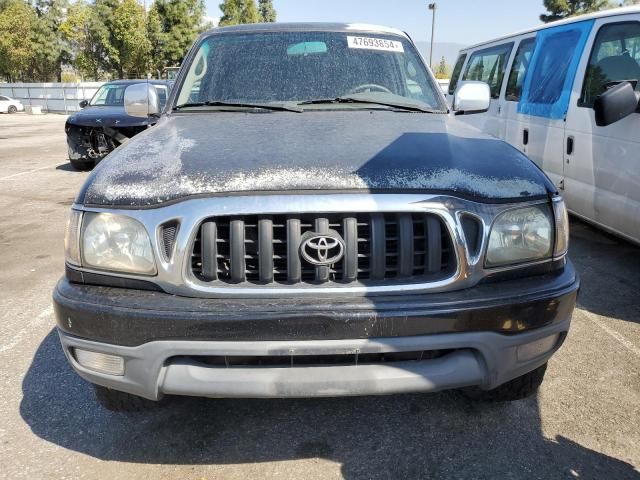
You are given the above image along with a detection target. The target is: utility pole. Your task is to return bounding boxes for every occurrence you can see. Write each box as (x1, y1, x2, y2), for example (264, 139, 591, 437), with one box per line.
(428, 3, 437, 69)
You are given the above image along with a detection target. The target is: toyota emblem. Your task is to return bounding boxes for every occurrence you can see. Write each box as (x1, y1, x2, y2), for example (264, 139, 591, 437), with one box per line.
(300, 232, 345, 266)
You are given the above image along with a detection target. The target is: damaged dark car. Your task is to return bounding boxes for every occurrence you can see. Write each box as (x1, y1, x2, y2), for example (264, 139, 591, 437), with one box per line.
(65, 79, 171, 170)
(55, 23, 579, 411)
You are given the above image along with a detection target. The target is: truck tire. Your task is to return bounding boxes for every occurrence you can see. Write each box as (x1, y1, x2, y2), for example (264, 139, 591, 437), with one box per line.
(94, 385, 159, 412)
(463, 363, 547, 402)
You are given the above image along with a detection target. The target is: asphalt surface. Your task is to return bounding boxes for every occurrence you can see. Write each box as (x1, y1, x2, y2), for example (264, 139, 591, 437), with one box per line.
(0, 113, 638, 480)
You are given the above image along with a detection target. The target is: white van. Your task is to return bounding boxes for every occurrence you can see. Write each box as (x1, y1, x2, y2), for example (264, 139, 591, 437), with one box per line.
(449, 6, 640, 245)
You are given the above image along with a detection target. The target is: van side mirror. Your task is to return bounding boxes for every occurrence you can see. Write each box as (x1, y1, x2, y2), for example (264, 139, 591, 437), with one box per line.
(124, 83, 161, 118)
(594, 81, 639, 127)
(453, 81, 491, 115)
(79, 99, 88, 108)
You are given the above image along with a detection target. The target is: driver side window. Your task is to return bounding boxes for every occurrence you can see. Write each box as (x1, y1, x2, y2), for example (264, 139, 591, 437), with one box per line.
(580, 22, 640, 107)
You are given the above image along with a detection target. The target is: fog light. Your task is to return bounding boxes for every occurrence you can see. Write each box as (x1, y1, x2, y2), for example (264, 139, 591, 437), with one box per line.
(517, 334, 559, 362)
(74, 349, 125, 376)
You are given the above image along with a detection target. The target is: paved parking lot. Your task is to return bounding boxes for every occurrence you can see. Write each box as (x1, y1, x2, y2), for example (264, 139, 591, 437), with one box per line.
(0, 114, 638, 479)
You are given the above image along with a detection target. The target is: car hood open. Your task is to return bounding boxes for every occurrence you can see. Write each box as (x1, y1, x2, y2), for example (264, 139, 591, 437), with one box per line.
(78, 111, 555, 207)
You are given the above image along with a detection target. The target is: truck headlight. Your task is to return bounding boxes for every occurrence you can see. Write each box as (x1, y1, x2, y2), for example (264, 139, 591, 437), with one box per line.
(82, 213, 156, 275)
(64, 209, 83, 266)
(486, 204, 554, 267)
(552, 198, 569, 258)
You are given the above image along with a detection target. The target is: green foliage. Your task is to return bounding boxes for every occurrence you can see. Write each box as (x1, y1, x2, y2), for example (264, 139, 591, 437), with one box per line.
(435, 56, 451, 79)
(153, 0, 207, 68)
(258, 0, 276, 22)
(240, 0, 260, 23)
(0, 0, 38, 82)
(540, 0, 614, 23)
(219, 0, 265, 26)
(219, 0, 241, 26)
(1, 0, 207, 81)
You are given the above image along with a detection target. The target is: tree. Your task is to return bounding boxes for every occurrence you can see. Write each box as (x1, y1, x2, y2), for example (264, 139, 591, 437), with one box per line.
(435, 56, 451, 79)
(111, 0, 150, 78)
(60, 1, 111, 80)
(540, 0, 613, 23)
(154, 0, 207, 67)
(258, 0, 275, 22)
(219, 0, 263, 26)
(0, 0, 37, 82)
(239, 0, 259, 23)
(219, 0, 241, 26)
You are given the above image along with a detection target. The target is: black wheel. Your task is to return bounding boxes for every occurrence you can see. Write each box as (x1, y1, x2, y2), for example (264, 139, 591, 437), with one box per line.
(69, 158, 94, 171)
(8, 105, 17, 114)
(94, 385, 159, 412)
(463, 363, 548, 402)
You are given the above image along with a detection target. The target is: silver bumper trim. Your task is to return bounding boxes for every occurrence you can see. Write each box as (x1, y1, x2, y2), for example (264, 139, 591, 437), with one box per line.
(58, 318, 570, 400)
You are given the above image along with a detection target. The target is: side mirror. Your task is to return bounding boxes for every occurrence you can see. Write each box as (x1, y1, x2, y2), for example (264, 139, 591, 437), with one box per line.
(453, 81, 491, 115)
(79, 100, 89, 108)
(594, 81, 639, 127)
(124, 83, 161, 118)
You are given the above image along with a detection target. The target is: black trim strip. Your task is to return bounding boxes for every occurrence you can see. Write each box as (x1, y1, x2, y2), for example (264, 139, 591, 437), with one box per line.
(370, 213, 386, 280)
(230, 219, 245, 283)
(287, 218, 301, 283)
(200, 220, 217, 281)
(258, 218, 274, 283)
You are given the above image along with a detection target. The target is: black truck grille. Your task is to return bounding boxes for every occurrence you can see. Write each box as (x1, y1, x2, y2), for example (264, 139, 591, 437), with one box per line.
(190, 213, 455, 286)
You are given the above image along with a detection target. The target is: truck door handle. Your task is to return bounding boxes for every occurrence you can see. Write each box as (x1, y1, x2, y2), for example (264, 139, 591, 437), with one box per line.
(523, 129, 529, 146)
(567, 136, 574, 155)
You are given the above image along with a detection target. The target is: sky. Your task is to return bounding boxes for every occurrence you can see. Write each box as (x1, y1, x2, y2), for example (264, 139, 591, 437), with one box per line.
(205, 0, 546, 46)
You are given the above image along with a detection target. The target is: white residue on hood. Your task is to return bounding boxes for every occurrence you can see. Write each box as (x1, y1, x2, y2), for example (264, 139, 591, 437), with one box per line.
(88, 164, 546, 205)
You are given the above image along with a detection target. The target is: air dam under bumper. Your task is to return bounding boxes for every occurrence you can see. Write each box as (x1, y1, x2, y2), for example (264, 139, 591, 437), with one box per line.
(54, 264, 578, 400)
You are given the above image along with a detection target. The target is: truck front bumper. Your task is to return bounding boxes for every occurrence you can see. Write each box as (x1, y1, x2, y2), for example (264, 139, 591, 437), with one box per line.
(53, 263, 579, 400)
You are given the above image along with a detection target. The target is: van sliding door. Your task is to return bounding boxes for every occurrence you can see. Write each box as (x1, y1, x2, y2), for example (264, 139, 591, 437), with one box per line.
(514, 20, 594, 192)
(564, 17, 640, 243)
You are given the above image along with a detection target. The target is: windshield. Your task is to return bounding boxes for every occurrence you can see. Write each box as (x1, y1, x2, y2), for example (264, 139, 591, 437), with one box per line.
(90, 83, 168, 109)
(90, 84, 127, 106)
(175, 31, 446, 112)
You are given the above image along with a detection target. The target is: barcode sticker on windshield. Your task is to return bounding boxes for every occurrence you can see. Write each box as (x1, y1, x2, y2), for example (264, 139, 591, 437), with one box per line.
(347, 36, 404, 53)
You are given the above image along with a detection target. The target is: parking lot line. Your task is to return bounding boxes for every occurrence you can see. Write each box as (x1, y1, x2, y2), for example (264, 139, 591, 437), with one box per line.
(577, 306, 640, 357)
(0, 165, 62, 181)
(0, 306, 53, 355)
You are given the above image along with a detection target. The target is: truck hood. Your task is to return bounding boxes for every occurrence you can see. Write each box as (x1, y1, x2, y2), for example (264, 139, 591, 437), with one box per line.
(67, 105, 149, 128)
(78, 111, 555, 207)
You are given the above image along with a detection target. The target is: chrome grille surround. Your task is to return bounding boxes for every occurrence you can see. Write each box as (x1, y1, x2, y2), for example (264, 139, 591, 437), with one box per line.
(73, 193, 555, 298)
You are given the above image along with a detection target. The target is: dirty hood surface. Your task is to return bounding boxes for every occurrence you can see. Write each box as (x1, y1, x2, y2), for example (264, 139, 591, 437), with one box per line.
(79, 111, 554, 207)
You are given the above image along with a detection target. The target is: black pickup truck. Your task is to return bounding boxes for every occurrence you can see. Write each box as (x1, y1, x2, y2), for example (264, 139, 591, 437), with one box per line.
(55, 23, 578, 411)
(65, 79, 171, 171)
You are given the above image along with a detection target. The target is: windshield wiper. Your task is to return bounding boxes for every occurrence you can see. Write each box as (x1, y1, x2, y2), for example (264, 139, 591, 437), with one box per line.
(298, 96, 443, 113)
(173, 101, 302, 113)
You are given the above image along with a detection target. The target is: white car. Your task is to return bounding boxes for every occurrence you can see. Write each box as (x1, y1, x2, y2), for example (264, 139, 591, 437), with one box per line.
(0, 95, 25, 113)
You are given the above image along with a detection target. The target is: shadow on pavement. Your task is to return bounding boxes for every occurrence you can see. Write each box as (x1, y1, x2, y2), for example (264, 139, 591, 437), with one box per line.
(569, 218, 640, 325)
(20, 330, 638, 479)
(55, 163, 82, 172)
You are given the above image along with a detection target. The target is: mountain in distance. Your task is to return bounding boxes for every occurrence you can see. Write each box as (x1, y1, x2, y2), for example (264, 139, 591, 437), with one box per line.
(414, 42, 467, 71)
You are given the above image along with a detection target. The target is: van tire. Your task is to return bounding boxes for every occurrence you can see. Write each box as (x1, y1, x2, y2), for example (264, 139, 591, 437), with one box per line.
(94, 385, 159, 412)
(463, 363, 547, 402)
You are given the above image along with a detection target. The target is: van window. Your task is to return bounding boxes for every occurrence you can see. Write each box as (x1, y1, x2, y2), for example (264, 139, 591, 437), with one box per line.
(448, 53, 467, 94)
(506, 38, 536, 101)
(580, 22, 640, 107)
(462, 43, 513, 98)
(527, 30, 583, 105)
